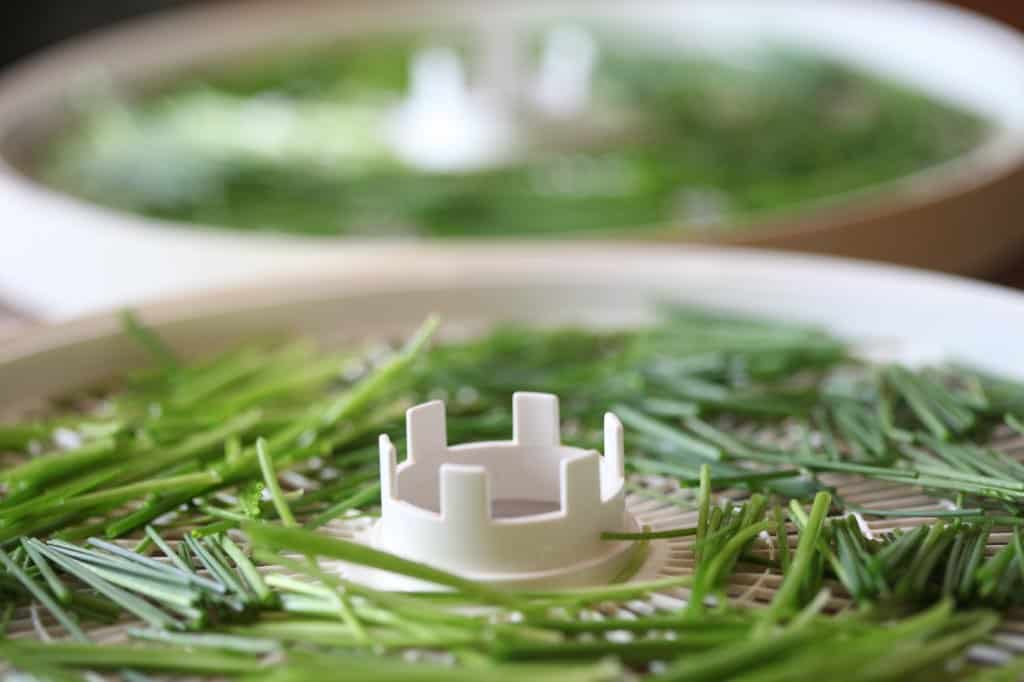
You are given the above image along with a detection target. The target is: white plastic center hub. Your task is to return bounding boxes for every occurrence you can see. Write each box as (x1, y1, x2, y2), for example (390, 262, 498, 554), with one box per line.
(360, 392, 638, 589)
(386, 47, 517, 172)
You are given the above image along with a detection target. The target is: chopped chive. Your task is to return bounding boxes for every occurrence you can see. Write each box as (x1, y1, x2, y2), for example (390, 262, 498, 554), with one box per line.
(145, 526, 217, 589)
(218, 534, 272, 604)
(245, 521, 521, 608)
(843, 504, 985, 519)
(766, 492, 831, 622)
(0, 546, 87, 641)
(182, 534, 233, 594)
(0, 639, 263, 674)
(2, 437, 119, 491)
(256, 438, 297, 527)
(774, 506, 791, 574)
(32, 542, 181, 630)
(127, 627, 281, 654)
(48, 540, 193, 588)
(614, 405, 721, 461)
(86, 537, 198, 582)
(696, 464, 711, 562)
(601, 526, 697, 540)
(21, 538, 71, 604)
(203, 535, 251, 601)
(304, 483, 381, 530)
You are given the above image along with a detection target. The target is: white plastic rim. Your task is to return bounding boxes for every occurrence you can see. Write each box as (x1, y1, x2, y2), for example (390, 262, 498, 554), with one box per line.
(2, 245, 1024, 415)
(1, 0, 1024, 318)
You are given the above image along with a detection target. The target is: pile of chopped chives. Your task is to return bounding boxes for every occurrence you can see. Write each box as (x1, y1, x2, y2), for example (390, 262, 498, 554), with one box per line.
(3, 307, 1024, 679)
(37, 37, 989, 239)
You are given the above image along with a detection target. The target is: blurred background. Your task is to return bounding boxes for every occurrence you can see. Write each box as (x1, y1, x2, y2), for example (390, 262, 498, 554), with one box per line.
(2, 1, 1022, 67)
(1, 1, 196, 68)
(1, 0, 1024, 327)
